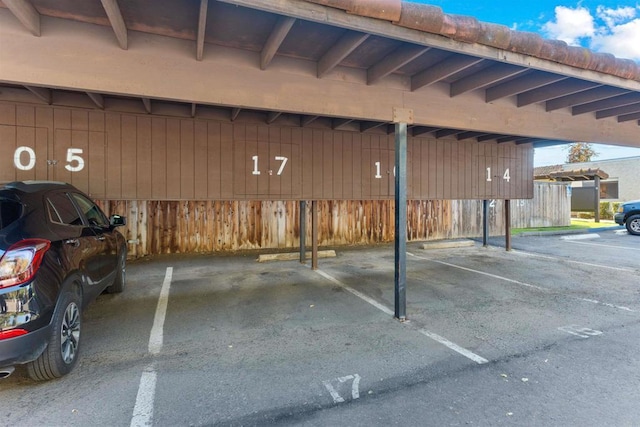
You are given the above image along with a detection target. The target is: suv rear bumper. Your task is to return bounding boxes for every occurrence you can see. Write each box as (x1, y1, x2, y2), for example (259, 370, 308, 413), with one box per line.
(0, 324, 51, 367)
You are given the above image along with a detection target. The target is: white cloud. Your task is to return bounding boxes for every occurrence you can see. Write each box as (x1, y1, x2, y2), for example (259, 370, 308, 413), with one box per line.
(542, 6, 595, 45)
(591, 18, 640, 60)
(541, 4, 640, 61)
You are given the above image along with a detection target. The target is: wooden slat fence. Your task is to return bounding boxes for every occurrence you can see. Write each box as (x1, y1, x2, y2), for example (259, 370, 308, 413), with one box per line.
(97, 182, 569, 258)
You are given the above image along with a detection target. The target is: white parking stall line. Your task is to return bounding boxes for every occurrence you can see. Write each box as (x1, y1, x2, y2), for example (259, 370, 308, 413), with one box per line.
(510, 249, 636, 273)
(564, 240, 640, 251)
(408, 253, 638, 313)
(407, 252, 548, 292)
(131, 267, 173, 427)
(313, 268, 488, 365)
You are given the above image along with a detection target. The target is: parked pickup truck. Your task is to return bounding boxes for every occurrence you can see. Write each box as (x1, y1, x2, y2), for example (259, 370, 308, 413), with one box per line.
(614, 200, 640, 236)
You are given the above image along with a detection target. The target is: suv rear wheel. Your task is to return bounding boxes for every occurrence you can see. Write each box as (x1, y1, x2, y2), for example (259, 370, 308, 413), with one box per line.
(27, 290, 82, 381)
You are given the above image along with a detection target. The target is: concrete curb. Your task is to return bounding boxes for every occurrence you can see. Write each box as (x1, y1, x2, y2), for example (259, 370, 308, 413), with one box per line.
(420, 240, 475, 250)
(257, 250, 337, 263)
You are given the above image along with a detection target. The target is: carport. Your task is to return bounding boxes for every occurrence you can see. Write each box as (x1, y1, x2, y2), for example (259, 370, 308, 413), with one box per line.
(1, 0, 639, 319)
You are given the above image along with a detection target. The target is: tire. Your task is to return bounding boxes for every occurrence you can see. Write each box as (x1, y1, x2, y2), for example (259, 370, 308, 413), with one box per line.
(625, 214, 640, 236)
(27, 290, 82, 381)
(107, 250, 126, 294)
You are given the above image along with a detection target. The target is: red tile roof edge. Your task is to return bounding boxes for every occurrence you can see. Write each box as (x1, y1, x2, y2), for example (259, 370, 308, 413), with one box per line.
(303, 0, 640, 82)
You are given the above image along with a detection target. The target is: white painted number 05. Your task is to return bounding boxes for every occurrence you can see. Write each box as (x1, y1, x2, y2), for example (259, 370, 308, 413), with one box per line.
(13, 146, 85, 172)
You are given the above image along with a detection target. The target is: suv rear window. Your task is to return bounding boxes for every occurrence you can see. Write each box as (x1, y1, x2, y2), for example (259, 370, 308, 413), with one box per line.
(0, 199, 22, 230)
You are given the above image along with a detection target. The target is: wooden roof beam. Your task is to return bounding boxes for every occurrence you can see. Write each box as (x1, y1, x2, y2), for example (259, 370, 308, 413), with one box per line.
(191, 103, 197, 117)
(86, 92, 104, 109)
(476, 134, 503, 142)
(517, 79, 601, 107)
(435, 128, 463, 138)
(4, 0, 40, 36)
(457, 131, 487, 141)
(300, 115, 318, 126)
(410, 126, 438, 137)
(411, 56, 484, 92)
(367, 44, 429, 85)
(196, 0, 208, 61)
(142, 98, 151, 113)
(25, 85, 51, 104)
(486, 73, 567, 103)
(266, 111, 282, 124)
(450, 63, 527, 97)
(261, 16, 296, 70)
(317, 31, 369, 78)
(596, 102, 640, 119)
(618, 112, 640, 123)
(360, 121, 387, 132)
(546, 86, 630, 112)
(332, 118, 353, 130)
(100, 0, 128, 50)
(573, 92, 640, 115)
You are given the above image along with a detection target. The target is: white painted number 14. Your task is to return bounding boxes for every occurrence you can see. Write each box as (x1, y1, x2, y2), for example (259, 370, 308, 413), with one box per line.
(486, 167, 510, 182)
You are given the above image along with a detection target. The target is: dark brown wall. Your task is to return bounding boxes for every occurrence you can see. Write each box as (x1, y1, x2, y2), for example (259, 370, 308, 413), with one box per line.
(0, 102, 533, 200)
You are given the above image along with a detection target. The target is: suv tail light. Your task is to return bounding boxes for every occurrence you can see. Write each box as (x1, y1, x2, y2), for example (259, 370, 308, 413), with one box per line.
(0, 239, 51, 289)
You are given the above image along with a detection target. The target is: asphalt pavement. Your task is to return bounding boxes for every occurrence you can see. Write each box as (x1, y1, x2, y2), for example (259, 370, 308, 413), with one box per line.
(1, 228, 639, 426)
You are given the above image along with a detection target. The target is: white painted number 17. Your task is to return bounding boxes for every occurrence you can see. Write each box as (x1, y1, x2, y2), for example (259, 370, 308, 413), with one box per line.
(252, 155, 288, 176)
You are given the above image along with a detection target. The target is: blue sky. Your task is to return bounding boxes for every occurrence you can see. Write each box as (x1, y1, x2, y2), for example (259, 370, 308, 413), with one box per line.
(414, 0, 640, 166)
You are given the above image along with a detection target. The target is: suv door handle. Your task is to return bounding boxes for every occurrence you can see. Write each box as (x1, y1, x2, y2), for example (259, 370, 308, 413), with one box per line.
(64, 239, 80, 247)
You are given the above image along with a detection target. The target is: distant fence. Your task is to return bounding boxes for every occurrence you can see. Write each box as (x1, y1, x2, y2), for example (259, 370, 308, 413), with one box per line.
(97, 182, 570, 258)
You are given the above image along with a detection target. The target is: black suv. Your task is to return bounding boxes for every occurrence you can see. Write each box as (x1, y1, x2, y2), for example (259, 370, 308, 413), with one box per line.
(0, 181, 126, 381)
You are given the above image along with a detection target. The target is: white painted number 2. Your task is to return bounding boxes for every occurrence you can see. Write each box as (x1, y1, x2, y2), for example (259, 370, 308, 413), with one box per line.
(486, 167, 510, 182)
(251, 155, 288, 176)
(13, 146, 85, 172)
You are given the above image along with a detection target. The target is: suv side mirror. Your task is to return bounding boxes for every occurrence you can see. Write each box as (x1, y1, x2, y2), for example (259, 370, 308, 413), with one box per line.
(109, 214, 126, 227)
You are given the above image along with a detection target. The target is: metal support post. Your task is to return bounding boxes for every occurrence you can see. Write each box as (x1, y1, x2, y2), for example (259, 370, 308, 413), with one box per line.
(299, 200, 306, 263)
(505, 199, 511, 251)
(482, 199, 489, 247)
(311, 200, 318, 270)
(394, 122, 407, 320)
(594, 176, 601, 223)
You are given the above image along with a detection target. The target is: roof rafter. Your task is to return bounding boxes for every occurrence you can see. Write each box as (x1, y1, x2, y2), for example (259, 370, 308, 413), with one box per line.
(86, 92, 104, 109)
(4, 0, 40, 36)
(266, 111, 282, 124)
(595, 102, 640, 119)
(25, 85, 51, 104)
(196, 0, 208, 61)
(332, 118, 353, 130)
(572, 92, 640, 115)
(435, 128, 463, 138)
(301, 115, 318, 126)
(360, 121, 387, 132)
(545, 86, 630, 111)
(261, 16, 296, 70)
(450, 63, 527, 97)
(517, 79, 601, 107)
(618, 112, 640, 123)
(231, 108, 241, 121)
(486, 73, 567, 103)
(367, 44, 429, 85)
(410, 126, 438, 137)
(318, 31, 369, 78)
(100, 0, 128, 50)
(412, 56, 484, 92)
(142, 97, 151, 113)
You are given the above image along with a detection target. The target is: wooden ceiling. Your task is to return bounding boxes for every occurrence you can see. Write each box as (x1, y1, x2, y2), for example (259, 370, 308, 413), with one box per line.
(0, 0, 638, 148)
